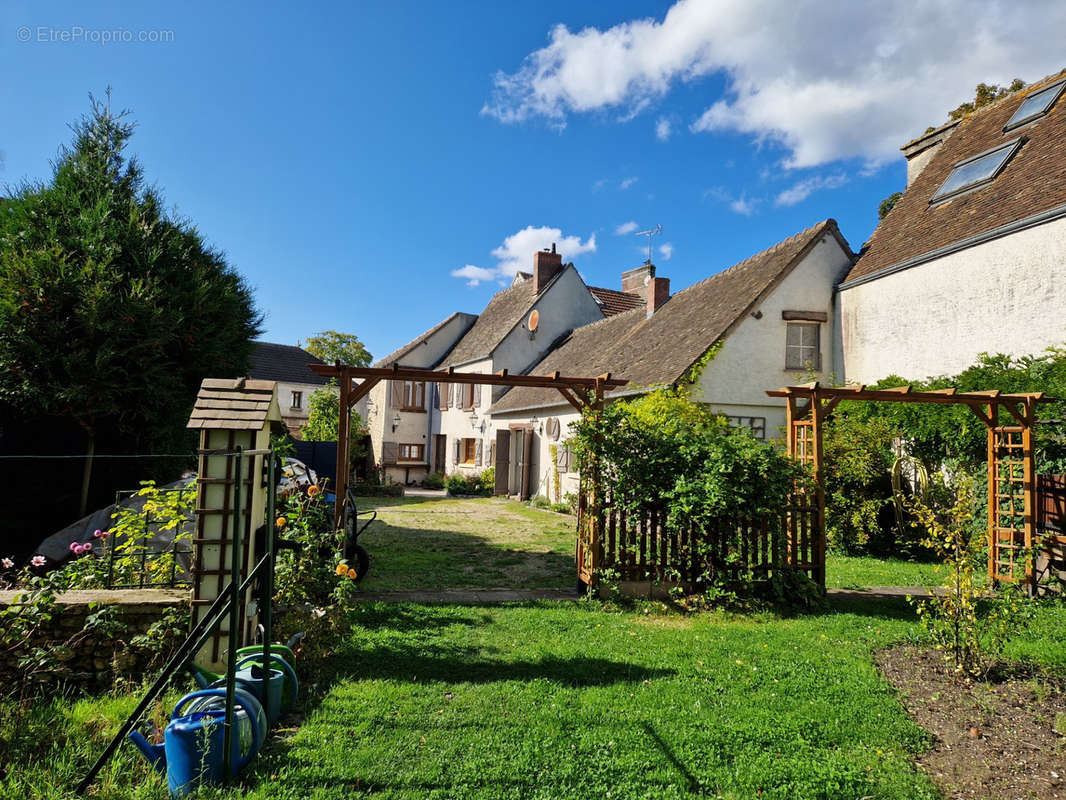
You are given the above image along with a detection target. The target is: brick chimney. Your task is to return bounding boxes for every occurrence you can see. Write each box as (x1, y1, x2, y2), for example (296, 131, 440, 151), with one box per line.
(621, 263, 655, 300)
(533, 244, 563, 294)
(901, 119, 960, 188)
(647, 276, 670, 317)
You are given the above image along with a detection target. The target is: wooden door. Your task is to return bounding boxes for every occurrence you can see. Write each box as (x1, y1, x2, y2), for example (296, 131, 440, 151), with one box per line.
(494, 430, 510, 495)
(433, 434, 446, 474)
(520, 430, 533, 501)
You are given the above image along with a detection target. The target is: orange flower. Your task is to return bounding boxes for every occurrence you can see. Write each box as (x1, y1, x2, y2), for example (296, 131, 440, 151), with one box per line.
(336, 563, 348, 576)
(347, 567, 358, 580)
(275, 516, 287, 529)
(307, 485, 320, 497)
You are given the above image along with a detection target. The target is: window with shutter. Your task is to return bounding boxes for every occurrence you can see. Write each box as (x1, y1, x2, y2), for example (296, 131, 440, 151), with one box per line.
(381, 441, 398, 465)
(390, 380, 404, 408)
(475, 439, 483, 466)
(473, 384, 482, 408)
(437, 383, 447, 411)
(452, 438, 460, 464)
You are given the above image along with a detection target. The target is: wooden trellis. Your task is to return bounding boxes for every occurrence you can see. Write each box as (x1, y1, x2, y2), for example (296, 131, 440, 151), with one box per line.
(767, 382, 1055, 590)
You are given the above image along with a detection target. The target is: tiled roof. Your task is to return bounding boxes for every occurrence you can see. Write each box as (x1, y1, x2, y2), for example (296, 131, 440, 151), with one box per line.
(845, 69, 1066, 284)
(187, 378, 278, 430)
(249, 342, 329, 385)
(589, 286, 644, 316)
(372, 312, 476, 368)
(492, 221, 842, 413)
(442, 278, 540, 366)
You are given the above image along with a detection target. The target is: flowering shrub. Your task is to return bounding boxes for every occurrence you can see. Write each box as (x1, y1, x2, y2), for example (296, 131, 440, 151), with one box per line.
(273, 483, 350, 607)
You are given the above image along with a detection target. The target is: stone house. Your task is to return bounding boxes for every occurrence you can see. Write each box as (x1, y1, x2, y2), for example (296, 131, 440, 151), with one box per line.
(490, 220, 854, 500)
(840, 71, 1066, 383)
(248, 342, 331, 437)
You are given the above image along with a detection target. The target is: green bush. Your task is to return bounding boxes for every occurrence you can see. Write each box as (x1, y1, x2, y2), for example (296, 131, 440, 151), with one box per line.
(444, 469, 494, 497)
(571, 388, 801, 522)
(423, 471, 445, 489)
(822, 415, 896, 555)
(529, 495, 552, 509)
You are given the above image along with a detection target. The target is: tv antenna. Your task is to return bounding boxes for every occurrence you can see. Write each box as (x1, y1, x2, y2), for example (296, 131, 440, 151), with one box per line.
(635, 224, 663, 265)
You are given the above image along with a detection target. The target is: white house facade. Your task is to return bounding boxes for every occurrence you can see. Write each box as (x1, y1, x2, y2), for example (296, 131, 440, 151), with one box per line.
(840, 72, 1066, 384)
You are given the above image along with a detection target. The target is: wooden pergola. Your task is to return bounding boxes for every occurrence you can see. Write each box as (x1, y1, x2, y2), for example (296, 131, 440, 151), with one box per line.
(767, 382, 1056, 589)
(308, 363, 627, 530)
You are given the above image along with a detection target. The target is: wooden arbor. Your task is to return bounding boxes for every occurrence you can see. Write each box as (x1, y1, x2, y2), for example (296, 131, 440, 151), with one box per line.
(307, 363, 626, 536)
(767, 382, 1055, 590)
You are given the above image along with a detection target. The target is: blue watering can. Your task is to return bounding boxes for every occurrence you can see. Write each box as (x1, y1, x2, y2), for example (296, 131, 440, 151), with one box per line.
(127, 688, 263, 798)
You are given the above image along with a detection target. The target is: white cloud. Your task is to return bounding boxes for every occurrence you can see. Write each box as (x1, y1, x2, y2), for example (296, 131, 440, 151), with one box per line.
(452, 225, 597, 286)
(591, 178, 607, 192)
(655, 116, 672, 141)
(450, 264, 497, 287)
(620, 176, 638, 189)
(705, 186, 760, 216)
(730, 197, 758, 216)
(483, 0, 1066, 168)
(659, 242, 674, 260)
(615, 220, 639, 235)
(774, 173, 848, 206)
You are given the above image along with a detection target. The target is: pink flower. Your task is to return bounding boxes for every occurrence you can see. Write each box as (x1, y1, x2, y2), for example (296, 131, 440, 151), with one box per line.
(92, 529, 106, 539)
(69, 542, 80, 552)
(83, 542, 93, 552)
(1, 558, 13, 569)
(30, 555, 46, 567)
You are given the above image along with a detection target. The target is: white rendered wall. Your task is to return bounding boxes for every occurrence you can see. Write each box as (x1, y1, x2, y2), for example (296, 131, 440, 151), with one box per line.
(692, 234, 853, 440)
(840, 216, 1066, 383)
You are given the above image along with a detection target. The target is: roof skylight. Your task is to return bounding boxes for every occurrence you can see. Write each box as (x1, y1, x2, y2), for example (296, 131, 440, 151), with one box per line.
(1004, 79, 1066, 131)
(930, 138, 1024, 203)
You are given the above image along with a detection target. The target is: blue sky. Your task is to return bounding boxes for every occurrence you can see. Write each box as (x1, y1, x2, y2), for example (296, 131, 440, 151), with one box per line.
(2, 1, 1063, 361)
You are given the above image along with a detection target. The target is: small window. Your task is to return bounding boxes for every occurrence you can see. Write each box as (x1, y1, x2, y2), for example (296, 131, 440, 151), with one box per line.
(785, 323, 821, 371)
(462, 438, 477, 464)
(724, 416, 767, 440)
(398, 443, 424, 462)
(290, 391, 302, 410)
(402, 381, 426, 411)
(931, 138, 1023, 203)
(1004, 79, 1066, 131)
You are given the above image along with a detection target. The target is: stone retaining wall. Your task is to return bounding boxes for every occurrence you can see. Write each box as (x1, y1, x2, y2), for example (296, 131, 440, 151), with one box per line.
(0, 589, 188, 688)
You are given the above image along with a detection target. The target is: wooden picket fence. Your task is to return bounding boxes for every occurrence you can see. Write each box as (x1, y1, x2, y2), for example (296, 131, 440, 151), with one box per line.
(589, 497, 821, 589)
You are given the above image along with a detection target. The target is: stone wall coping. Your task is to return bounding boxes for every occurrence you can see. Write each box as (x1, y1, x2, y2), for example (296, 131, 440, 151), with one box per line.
(0, 588, 188, 608)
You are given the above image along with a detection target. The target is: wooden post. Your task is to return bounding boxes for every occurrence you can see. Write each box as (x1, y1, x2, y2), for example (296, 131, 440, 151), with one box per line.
(810, 391, 825, 587)
(1022, 398, 1037, 592)
(987, 402, 998, 585)
(335, 367, 350, 529)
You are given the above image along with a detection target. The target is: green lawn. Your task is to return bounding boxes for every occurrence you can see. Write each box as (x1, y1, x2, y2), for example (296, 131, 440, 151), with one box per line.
(356, 495, 947, 592)
(6, 599, 1065, 799)
(825, 554, 942, 589)
(233, 600, 944, 800)
(355, 496, 576, 591)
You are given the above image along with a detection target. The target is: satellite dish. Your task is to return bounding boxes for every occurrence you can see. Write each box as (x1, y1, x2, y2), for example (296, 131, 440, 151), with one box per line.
(527, 310, 539, 333)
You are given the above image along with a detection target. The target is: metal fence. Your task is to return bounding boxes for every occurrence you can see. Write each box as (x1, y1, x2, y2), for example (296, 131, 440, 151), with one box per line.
(95, 485, 196, 589)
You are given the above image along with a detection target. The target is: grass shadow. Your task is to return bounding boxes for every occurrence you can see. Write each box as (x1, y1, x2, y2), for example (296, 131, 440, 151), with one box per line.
(354, 515, 576, 592)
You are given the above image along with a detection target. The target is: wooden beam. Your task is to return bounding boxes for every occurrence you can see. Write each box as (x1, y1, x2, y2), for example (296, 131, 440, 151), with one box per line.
(1001, 401, 1028, 427)
(967, 402, 995, 428)
(556, 387, 585, 413)
(346, 375, 381, 408)
(309, 364, 628, 390)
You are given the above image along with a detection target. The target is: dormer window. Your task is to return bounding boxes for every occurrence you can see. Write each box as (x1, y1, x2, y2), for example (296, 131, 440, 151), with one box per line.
(1004, 79, 1066, 132)
(930, 138, 1024, 204)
